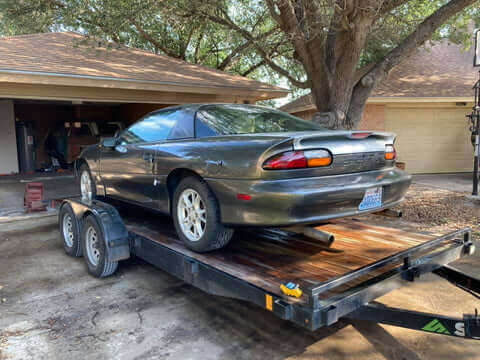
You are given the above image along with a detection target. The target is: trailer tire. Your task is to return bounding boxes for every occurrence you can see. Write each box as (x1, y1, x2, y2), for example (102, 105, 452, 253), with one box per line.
(59, 203, 82, 257)
(173, 176, 234, 252)
(82, 215, 118, 277)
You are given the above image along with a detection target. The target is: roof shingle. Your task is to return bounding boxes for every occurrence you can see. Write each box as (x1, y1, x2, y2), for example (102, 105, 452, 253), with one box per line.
(281, 41, 477, 112)
(0, 32, 287, 96)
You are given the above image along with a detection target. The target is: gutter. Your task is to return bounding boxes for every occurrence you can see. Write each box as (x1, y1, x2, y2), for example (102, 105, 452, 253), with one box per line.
(0, 68, 289, 95)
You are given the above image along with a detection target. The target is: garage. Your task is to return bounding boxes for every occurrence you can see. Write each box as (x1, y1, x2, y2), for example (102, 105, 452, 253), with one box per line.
(0, 32, 287, 176)
(385, 105, 472, 174)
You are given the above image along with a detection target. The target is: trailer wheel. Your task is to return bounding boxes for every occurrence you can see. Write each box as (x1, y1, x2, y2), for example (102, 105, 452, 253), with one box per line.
(82, 215, 118, 277)
(173, 176, 234, 252)
(59, 203, 82, 257)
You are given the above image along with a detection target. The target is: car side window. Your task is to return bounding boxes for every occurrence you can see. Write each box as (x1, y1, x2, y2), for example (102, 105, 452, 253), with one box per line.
(120, 110, 177, 144)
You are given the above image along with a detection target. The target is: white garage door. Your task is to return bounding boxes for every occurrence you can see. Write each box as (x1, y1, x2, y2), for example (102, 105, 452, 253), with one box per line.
(385, 107, 473, 174)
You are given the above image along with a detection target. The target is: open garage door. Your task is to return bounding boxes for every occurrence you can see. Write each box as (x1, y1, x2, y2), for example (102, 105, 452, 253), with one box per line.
(385, 106, 472, 174)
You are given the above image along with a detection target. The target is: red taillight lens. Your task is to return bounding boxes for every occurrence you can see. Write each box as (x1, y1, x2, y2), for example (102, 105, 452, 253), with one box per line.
(350, 132, 372, 139)
(385, 145, 396, 160)
(262, 151, 307, 170)
(263, 150, 332, 170)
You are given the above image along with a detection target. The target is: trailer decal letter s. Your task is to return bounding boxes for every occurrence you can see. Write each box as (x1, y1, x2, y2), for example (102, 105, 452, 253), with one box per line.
(454, 322, 465, 337)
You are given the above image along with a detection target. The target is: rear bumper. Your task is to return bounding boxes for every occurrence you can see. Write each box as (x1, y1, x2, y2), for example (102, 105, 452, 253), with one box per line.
(206, 168, 412, 226)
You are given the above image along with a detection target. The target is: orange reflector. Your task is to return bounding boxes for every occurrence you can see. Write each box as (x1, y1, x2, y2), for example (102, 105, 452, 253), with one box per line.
(307, 157, 332, 167)
(265, 294, 273, 311)
(385, 152, 395, 160)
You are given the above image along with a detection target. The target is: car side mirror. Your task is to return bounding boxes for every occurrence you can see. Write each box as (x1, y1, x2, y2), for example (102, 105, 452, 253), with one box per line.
(101, 137, 117, 148)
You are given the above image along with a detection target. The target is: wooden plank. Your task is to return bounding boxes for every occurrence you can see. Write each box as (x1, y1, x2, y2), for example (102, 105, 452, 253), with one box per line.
(125, 213, 438, 304)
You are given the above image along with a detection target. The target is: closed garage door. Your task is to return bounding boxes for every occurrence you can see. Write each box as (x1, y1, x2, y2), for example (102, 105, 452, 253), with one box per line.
(385, 107, 472, 174)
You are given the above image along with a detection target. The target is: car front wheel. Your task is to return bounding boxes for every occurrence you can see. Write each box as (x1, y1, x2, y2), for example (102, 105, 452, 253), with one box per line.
(173, 177, 234, 252)
(79, 164, 96, 201)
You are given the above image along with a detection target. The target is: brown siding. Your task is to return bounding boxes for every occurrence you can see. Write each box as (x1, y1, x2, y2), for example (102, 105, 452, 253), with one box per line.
(357, 105, 386, 131)
(291, 104, 386, 130)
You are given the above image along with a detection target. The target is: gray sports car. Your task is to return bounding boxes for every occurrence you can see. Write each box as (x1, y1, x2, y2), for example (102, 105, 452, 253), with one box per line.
(76, 104, 411, 252)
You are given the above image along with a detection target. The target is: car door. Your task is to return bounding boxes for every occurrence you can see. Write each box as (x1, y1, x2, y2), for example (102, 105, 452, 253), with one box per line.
(99, 109, 179, 208)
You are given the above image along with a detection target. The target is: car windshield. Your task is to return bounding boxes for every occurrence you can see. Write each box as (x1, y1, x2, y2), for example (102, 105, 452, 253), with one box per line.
(196, 104, 323, 136)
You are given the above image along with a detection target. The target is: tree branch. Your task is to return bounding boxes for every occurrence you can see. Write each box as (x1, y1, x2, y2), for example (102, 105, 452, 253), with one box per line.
(217, 27, 278, 70)
(241, 59, 267, 76)
(128, 17, 180, 58)
(202, 11, 308, 88)
(379, 0, 410, 15)
(349, 0, 478, 127)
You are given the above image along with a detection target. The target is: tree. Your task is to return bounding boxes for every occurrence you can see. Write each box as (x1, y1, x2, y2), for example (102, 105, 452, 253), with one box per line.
(1, 0, 479, 129)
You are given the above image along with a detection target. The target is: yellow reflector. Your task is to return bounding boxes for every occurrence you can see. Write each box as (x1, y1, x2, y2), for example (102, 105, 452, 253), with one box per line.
(265, 294, 273, 311)
(307, 157, 332, 167)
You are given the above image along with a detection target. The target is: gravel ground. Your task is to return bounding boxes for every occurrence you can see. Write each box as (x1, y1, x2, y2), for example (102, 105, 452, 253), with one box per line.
(396, 184, 480, 236)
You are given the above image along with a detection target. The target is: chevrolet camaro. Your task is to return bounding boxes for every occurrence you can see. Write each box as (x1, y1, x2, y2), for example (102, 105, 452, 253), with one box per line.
(76, 104, 412, 252)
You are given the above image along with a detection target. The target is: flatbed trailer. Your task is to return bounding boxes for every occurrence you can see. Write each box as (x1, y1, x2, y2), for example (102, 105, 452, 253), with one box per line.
(59, 198, 480, 339)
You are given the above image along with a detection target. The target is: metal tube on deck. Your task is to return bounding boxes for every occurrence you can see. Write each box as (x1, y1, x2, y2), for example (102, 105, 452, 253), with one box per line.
(285, 226, 335, 245)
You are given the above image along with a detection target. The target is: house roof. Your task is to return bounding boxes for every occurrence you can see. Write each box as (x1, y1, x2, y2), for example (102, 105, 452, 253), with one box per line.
(281, 41, 477, 113)
(0, 32, 287, 100)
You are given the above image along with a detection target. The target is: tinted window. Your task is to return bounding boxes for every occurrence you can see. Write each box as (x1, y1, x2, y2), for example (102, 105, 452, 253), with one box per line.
(120, 110, 177, 144)
(167, 109, 194, 140)
(195, 104, 323, 137)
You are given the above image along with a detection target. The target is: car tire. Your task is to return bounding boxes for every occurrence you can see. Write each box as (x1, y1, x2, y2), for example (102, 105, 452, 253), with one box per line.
(79, 163, 97, 201)
(59, 203, 82, 257)
(82, 215, 118, 278)
(173, 176, 234, 252)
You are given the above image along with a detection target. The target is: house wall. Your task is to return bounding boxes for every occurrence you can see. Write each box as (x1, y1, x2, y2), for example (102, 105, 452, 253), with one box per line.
(289, 102, 472, 174)
(0, 100, 18, 174)
(384, 102, 472, 174)
(291, 104, 386, 130)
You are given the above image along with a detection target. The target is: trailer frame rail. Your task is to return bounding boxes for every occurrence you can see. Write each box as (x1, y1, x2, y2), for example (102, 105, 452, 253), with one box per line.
(60, 198, 480, 339)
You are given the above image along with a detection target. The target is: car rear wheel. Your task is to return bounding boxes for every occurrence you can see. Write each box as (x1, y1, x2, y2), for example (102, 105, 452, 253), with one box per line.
(173, 177, 234, 252)
(79, 164, 96, 201)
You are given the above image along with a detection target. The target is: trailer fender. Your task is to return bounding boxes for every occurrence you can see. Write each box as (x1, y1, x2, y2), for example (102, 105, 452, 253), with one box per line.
(61, 199, 130, 262)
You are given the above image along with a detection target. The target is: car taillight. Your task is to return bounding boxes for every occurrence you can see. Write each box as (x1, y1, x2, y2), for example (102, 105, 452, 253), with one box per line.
(385, 145, 396, 160)
(263, 150, 332, 170)
(263, 151, 307, 170)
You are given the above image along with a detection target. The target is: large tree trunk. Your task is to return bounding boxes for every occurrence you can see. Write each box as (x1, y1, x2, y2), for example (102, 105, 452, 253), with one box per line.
(304, 0, 477, 130)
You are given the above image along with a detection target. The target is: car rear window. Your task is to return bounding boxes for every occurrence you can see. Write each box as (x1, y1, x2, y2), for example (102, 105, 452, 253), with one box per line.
(195, 104, 323, 137)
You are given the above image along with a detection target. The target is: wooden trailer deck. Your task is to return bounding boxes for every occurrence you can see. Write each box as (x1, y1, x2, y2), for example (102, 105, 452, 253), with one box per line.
(121, 206, 454, 305)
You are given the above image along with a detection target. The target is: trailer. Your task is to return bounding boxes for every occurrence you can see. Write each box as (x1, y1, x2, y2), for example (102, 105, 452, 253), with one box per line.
(58, 198, 480, 339)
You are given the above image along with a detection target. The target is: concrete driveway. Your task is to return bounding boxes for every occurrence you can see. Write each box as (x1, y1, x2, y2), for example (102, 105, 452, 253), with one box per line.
(412, 173, 472, 193)
(1, 216, 479, 360)
(0, 173, 78, 216)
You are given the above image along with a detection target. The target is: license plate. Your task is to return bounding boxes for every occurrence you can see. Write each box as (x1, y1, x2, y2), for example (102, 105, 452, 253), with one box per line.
(359, 187, 383, 211)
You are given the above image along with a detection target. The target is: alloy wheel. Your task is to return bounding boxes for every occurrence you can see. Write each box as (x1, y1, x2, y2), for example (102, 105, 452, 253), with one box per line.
(80, 170, 92, 201)
(177, 189, 207, 242)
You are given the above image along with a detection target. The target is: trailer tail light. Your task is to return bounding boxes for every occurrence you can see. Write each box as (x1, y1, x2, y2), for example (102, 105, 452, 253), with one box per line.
(263, 150, 332, 170)
(385, 145, 396, 160)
